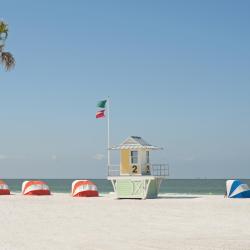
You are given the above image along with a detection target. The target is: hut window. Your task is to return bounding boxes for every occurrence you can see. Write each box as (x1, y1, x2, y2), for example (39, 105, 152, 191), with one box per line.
(131, 151, 138, 164)
(146, 151, 150, 163)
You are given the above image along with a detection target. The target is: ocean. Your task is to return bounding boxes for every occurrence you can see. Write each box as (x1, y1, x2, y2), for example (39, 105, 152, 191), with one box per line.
(4, 179, 250, 195)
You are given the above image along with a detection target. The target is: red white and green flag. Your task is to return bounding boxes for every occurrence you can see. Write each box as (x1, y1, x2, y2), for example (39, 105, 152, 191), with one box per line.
(96, 109, 105, 119)
(96, 99, 107, 119)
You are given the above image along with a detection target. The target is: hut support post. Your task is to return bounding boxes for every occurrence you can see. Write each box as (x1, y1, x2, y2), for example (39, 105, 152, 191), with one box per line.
(143, 179, 151, 199)
(110, 179, 117, 196)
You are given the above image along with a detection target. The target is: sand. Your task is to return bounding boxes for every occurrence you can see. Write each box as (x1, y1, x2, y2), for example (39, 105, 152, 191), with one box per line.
(0, 193, 250, 250)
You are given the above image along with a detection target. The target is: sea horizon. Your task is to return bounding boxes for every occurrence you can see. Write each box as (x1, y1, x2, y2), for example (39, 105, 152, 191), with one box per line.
(4, 179, 250, 195)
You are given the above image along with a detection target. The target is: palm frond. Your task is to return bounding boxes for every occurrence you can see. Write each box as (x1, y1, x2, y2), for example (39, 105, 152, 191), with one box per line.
(0, 21, 8, 33)
(0, 21, 8, 40)
(1, 51, 15, 71)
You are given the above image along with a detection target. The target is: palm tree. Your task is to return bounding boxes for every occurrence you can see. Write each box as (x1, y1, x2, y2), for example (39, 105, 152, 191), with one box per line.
(0, 21, 15, 71)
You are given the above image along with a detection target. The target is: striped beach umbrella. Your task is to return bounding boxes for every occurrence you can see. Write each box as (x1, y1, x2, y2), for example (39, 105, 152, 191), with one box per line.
(0, 180, 10, 195)
(22, 180, 51, 195)
(226, 180, 250, 198)
(72, 180, 99, 197)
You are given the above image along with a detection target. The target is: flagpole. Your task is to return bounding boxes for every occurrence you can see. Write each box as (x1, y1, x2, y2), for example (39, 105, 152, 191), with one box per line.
(107, 96, 110, 169)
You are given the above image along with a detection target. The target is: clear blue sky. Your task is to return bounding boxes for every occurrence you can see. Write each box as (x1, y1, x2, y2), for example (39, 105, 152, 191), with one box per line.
(0, 0, 249, 178)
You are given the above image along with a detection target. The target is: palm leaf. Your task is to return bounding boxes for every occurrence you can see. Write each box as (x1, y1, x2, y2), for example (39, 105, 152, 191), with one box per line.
(0, 21, 8, 40)
(1, 52, 15, 71)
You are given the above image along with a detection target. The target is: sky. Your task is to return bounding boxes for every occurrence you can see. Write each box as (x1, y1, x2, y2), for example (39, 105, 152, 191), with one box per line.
(0, 0, 249, 178)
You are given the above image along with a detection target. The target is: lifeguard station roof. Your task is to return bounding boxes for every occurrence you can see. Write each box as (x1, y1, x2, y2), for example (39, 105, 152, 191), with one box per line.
(110, 136, 163, 150)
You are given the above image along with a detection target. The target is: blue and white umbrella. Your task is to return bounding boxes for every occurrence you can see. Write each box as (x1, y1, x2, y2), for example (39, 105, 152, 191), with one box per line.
(226, 180, 250, 198)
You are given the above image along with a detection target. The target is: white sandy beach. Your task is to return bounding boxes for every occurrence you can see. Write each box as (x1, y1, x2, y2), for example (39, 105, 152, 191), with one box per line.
(0, 193, 250, 250)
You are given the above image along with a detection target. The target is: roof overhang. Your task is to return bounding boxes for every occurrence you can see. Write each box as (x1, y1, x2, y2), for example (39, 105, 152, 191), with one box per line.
(109, 136, 163, 151)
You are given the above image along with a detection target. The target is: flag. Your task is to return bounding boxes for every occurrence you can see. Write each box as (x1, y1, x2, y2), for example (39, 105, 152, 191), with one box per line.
(96, 110, 105, 119)
(97, 100, 107, 108)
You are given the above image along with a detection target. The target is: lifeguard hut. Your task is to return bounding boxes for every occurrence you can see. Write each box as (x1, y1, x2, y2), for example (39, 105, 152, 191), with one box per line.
(108, 136, 169, 199)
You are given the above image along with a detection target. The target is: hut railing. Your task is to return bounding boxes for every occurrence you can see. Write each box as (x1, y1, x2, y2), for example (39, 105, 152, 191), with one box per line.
(108, 164, 169, 177)
(151, 164, 169, 177)
(108, 164, 120, 177)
